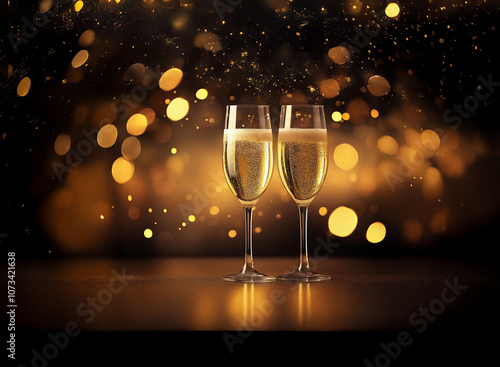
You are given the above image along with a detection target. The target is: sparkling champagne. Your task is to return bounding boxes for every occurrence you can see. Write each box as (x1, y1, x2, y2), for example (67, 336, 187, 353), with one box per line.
(223, 129, 273, 205)
(278, 128, 328, 204)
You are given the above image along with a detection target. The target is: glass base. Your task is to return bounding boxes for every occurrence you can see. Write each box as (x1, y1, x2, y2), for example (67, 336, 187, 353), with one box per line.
(277, 269, 331, 283)
(223, 268, 276, 283)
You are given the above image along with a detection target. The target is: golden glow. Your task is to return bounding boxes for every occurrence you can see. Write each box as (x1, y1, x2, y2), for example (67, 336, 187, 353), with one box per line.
(196, 88, 208, 100)
(188, 214, 196, 222)
(97, 124, 118, 148)
(126, 114, 148, 136)
(159, 68, 183, 91)
(367, 75, 391, 96)
(75, 1, 84, 12)
(171, 147, 178, 154)
(166, 98, 189, 121)
(331, 111, 342, 122)
(111, 157, 135, 184)
(402, 218, 422, 242)
(385, 3, 400, 18)
(328, 46, 350, 65)
(54, 134, 71, 156)
(319, 78, 340, 99)
(370, 109, 379, 118)
(333, 143, 359, 170)
(423, 167, 443, 200)
(318, 207, 328, 216)
(17, 77, 31, 97)
(420, 129, 441, 150)
(328, 206, 358, 237)
(144, 228, 153, 238)
(366, 222, 386, 243)
(71, 50, 89, 68)
(209, 206, 220, 215)
(228, 229, 237, 238)
(78, 29, 95, 47)
(342, 112, 350, 121)
(121, 136, 141, 160)
(377, 135, 399, 155)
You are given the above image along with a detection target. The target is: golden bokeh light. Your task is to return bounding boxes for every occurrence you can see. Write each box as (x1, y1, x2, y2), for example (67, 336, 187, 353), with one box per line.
(78, 29, 95, 47)
(188, 214, 196, 222)
(209, 206, 220, 215)
(377, 135, 399, 155)
(420, 129, 441, 151)
(328, 206, 358, 237)
(331, 111, 342, 122)
(318, 207, 328, 216)
(17, 77, 31, 97)
(54, 133, 71, 156)
(126, 113, 148, 136)
(111, 157, 135, 184)
(97, 124, 118, 148)
(385, 3, 401, 18)
(334, 143, 359, 170)
(228, 229, 237, 238)
(75, 1, 84, 12)
(121, 136, 141, 161)
(366, 222, 386, 243)
(196, 88, 208, 100)
(319, 78, 340, 99)
(422, 167, 443, 200)
(166, 97, 189, 121)
(328, 46, 350, 65)
(71, 50, 89, 68)
(144, 228, 153, 238)
(370, 109, 379, 118)
(367, 75, 391, 96)
(159, 68, 183, 91)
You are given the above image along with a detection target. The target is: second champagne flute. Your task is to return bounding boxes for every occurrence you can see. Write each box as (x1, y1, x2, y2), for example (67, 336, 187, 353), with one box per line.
(277, 104, 331, 282)
(222, 105, 275, 282)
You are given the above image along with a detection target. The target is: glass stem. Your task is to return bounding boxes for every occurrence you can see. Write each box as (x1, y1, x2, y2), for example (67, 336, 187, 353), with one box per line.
(242, 206, 255, 273)
(298, 205, 310, 272)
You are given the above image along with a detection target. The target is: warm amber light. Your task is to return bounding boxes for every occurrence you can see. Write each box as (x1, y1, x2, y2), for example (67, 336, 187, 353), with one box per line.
(196, 88, 208, 100)
(367, 75, 391, 96)
(71, 50, 89, 68)
(74, 1, 84, 12)
(121, 136, 141, 160)
(366, 222, 386, 243)
(377, 135, 399, 155)
(97, 124, 118, 148)
(54, 134, 71, 156)
(328, 206, 358, 237)
(166, 98, 189, 121)
(385, 3, 400, 18)
(228, 229, 237, 238)
(17, 77, 31, 97)
(144, 228, 153, 238)
(111, 157, 135, 184)
(126, 114, 148, 136)
(334, 143, 359, 170)
(159, 68, 183, 91)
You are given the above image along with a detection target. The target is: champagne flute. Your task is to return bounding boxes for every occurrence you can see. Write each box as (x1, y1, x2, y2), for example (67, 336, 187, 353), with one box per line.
(222, 105, 275, 283)
(277, 105, 330, 282)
